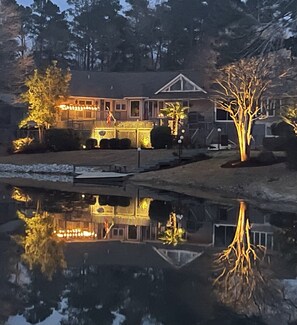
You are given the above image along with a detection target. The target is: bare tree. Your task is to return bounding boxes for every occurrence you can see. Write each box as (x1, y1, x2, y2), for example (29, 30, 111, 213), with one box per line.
(215, 57, 271, 162)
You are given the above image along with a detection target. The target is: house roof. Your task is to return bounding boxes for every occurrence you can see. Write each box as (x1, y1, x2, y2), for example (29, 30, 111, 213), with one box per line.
(65, 241, 206, 270)
(69, 70, 209, 100)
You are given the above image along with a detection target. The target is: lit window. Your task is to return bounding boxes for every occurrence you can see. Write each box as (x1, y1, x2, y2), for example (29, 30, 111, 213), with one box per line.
(61, 111, 68, 121)
(130, 101, 140, 117)
(77, 111, 84, 118)
(85, 111, 95, 119)
(105, 101, 111, 110)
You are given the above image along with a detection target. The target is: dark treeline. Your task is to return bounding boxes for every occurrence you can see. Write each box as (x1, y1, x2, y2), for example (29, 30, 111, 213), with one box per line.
(1, 0, 297, 90)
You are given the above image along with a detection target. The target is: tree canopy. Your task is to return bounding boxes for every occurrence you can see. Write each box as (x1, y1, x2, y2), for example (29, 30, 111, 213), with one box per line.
(215, 57, 272, 162)
(20, 61, 71, 141)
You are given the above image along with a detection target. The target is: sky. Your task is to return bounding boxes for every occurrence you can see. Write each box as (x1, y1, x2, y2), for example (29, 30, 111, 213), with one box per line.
(17, 0, 69, 11)
(17, 0, 128, 11)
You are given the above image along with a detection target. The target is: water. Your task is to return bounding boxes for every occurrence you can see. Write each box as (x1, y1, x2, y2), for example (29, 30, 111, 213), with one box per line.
(1, 183, 297, 325)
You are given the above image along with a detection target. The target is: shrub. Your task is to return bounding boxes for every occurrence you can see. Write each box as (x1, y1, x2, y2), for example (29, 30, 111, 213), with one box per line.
(150, 126, 172, 149)
(149, 200, 172, 222)
(256, 151, 276, 164)
(99, 195, 130, 207)
(21, 142, 48, 154)
(286, 137, 297, 170)
(12, 137, 34, 153)
(271, 121, 294, 137)
(119, 138, 131, 149)
(12, 137, 47, 154)
(99, 138, 110, 149)
(85, 138, 98, 150)
(109, 138, 120, 149)
(262, 137, 288, 151)
(45, 128, 80, 151)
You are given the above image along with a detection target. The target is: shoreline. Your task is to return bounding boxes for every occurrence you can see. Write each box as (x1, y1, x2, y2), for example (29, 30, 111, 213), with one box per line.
(0, 150, 296, 212)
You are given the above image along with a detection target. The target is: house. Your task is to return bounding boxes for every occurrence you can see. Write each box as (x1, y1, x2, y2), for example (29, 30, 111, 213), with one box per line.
(56, 70, 283, 148)
(56, 70, 214, 147)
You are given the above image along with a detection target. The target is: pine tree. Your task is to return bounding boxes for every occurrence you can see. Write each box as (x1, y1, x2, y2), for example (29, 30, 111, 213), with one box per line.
(30, 0, 71, 67)
(0, 0, 21, 91)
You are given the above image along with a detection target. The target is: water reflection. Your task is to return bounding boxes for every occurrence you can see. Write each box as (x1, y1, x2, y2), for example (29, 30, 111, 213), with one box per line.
(15, 210, 66, 280)
(3, 185, 297, 324)
(213, 200, 286, 319)
(159, 212, 186, 246)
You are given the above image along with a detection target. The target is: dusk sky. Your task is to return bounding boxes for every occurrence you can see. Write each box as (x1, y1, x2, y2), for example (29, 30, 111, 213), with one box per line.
(17, 0, 69, 11)
(17, 0, 128, 11)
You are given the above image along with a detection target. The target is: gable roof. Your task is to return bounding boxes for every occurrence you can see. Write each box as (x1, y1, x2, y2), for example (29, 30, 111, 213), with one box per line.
(69, 70, 208, 100)
(155, 73, 207, 94)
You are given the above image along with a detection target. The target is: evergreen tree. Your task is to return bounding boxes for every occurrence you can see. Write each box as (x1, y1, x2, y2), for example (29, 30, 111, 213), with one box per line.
(0, 0, 26, 92)
(30, 0, 71, 67)
(20, 61, 71, 142)
(68, 0, 126, 71)
(125, 0, 159, 70)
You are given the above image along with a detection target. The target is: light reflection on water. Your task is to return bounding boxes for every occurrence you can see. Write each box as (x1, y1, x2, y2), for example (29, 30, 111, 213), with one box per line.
(1, 184, 297, 325)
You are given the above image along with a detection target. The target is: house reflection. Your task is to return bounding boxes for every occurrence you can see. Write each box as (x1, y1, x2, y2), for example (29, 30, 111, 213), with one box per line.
(8, 186, 280, 250)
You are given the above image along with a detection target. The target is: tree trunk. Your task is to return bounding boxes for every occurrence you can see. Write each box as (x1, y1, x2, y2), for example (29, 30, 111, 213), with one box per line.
(38, 126, 44, 144)
(174, 116, 179, 136)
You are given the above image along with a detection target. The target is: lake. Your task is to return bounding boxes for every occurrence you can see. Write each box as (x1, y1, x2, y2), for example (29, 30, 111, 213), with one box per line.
(1, 183, 297, 325)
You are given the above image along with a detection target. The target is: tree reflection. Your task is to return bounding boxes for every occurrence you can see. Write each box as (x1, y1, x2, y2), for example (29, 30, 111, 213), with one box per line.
(16, 210, 66, 280)
(11, 187, 32, 203)
(213, 201, 282, 316)
(159, 212, 186, 246)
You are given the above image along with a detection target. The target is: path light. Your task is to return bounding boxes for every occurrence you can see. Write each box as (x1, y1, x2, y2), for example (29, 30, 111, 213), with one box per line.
(137, 147, 142, 168)
(217, 128, 222, 150)
(178, 139, 182, 159)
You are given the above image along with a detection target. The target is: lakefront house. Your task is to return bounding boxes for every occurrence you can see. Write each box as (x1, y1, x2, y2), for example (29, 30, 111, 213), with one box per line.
(55, 69, 282, 148)
(56, 70, 214, 148)
(2, 70, 283, 149)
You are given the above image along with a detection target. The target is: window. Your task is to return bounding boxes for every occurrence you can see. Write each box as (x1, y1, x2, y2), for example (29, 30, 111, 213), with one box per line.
(61, 111, 68, 121)
(77, 110, 84, 119)
(115, 102, 126, 111)
(260, 99, 279, 117)
(130, 101, 140, 117)
(86, 100, 93, 105)
(85, 111, 95, 119)
(100, 99, 105, 111)
(128, 225, 138, 240)
(78, 100, 85, 105)
(215, 108, 232, 121)
(265, 123, 276, 137)
(105, 101, 111, 110)
(155, 74, 205, 94)
(113, 228, 124, 238)
(144, 101, 156, 119)
(252, 231, 273, 250)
